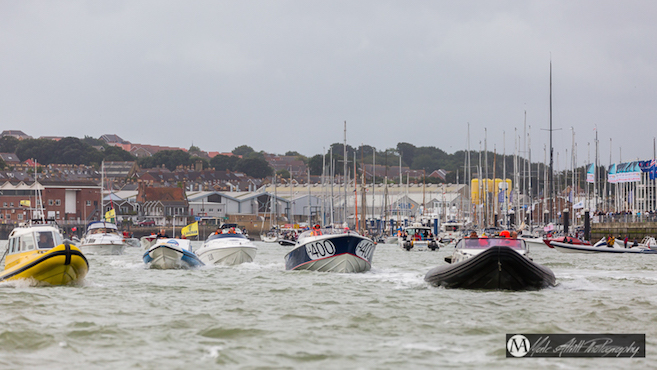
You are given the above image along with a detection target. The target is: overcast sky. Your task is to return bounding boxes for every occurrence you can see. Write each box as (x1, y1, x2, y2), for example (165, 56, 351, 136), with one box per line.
(2, 1, 656, 169)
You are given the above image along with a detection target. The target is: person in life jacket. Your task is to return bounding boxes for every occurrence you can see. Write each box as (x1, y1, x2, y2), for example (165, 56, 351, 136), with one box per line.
(311, 224, 322, 236)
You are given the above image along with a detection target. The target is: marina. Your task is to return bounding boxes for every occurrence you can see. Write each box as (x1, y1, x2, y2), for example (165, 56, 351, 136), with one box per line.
(1, 240, 655, 368)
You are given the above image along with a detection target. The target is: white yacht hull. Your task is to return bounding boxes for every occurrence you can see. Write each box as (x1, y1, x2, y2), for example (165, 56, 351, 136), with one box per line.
(523, 237, 545, 249)
(197, 246, 257, 265)
(80, 243, 125, 255)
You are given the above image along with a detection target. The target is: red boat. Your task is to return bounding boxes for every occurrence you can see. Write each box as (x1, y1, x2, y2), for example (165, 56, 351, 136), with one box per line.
(543, 236, 590, 248)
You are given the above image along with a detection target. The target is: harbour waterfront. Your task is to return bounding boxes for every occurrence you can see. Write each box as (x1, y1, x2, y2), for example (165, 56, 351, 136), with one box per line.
(1, 241, 655, 368)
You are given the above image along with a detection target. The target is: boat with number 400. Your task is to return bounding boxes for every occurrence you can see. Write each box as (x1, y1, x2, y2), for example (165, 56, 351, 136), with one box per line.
(143, 238, 204, 269)
(1, 223, 89, 285)
(425, 237, 556, 290)
(284, 227, 376, 273)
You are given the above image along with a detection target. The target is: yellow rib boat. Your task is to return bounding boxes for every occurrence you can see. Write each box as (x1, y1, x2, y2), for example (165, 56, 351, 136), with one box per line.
(1, 224, 89, 285)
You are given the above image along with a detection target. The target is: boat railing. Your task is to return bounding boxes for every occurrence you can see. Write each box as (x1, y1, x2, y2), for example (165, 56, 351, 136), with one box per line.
(457, 238, 526, 250)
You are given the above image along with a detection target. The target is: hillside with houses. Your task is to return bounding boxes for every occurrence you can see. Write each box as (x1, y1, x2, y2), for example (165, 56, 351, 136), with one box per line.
(0, 130, 467, 236)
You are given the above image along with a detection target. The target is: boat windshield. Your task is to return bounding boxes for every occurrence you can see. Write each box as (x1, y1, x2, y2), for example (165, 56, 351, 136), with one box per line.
(206, 233, 248, 242)
(37, 231, 56, 249)
(297, 228, 359, 241)
(457, 238, 526, 250)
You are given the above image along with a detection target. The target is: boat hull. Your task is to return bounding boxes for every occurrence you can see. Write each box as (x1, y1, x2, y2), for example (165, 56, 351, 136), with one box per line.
(197, 246, 257, 265)
(285, 234, 376, 273)
(260, 235, 279, 243)
(0, 244, 89, 285)
(80, 243, 126, 255)
(425, 246, 556, 290)
(143, 245, 204, 269)
(550, 241, 657, 254)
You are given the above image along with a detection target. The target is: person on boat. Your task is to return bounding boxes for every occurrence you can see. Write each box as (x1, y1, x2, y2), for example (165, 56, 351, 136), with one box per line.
(228, 227, 236, 234)
(624, 236, 629, 248)
(311, 224, 323, 236)
(343, 226, 350, 234)
(214, 228, 222, 235)
(468, 231, 478, 238)
(633, 238, 639, 248)
(156, 229, 169, 239)
(38, 233, 54, 249)
(510, 231, 518, 239)
(499, 230, 511, 238)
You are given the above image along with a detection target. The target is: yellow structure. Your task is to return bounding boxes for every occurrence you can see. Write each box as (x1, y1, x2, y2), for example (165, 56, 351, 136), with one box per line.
(471, 178, 512, 205)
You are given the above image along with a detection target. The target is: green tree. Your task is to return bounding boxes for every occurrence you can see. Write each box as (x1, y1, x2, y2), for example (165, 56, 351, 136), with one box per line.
(232, 145, 254, 156)
(234, 157, 273, 178)
(396, 142, 416, 167)
(102, 145, 135, 162)
(0, 157, 6, 170)
(189, 145, 201, 153)
(82, 135, 104, 146)
(16, 137, 103, 165)
(0, 136, 19, 153)
(285, 151, 301, 156)
(137, 150, 192, 171)
(276, 169, 290, 179)
(308, 154, 323, 175)
(210, 155, 240, 171)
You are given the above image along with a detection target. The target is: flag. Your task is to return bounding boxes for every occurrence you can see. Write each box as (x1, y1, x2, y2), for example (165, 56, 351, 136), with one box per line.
(181, 221, 199, 237)
(573, 201, 584, 209)
(19, 200, 31, 207)
(105, 208, 116, 221)
(586, 163, 595, 183)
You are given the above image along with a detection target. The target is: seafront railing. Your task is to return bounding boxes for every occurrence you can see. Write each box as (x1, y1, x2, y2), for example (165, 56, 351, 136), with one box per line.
(592, 213, 657, 224)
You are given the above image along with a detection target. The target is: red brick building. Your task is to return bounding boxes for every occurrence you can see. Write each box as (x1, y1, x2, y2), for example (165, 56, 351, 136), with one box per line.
(0, 180, 101, 224)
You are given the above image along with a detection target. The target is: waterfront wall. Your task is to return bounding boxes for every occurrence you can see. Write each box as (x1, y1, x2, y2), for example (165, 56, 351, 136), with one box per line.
(591, 222, 657, 241)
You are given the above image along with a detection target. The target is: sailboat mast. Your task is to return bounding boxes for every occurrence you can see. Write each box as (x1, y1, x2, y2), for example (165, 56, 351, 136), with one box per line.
(100, 161, 104, 221)
(549, 60, 554, 224)
(343, 121, 347, 225)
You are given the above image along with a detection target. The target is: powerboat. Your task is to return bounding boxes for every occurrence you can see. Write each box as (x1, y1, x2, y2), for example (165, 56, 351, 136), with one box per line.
(542, 236, 590, 248)
(143, 238, 204, 269)
(140, 234, 158, 250)
(398, 223, 440, 251)
(284, 228, 376, 273)
(79, 221, 126, 255)
(551, 238, 657, 254)
(125, 238, 141, 248)
(260, 230, 279, 243)
(438, 221, 465, 244)
(278, 229, 299, 246)
(1, 223, 89, 285)
(425, 237, 556, 290)
(196, 228, 257, 266)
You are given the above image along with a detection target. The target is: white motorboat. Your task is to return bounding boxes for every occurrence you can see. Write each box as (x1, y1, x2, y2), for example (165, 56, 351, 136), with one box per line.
(284, 227, 376, 273)
(125, 238, 141, 248)
(260, 230, 279, 243)
(79, 221, 126, 255)
(438, 221, 465, 244)
(550, 238, 657, 254)
(196, 228, 257, 266)
(398, 223, 441, 251)
(143, 238, 204, 269)
(140, 234, 158, 250)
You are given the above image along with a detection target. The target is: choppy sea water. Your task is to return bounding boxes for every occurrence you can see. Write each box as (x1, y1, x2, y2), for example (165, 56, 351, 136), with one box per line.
(0, 240, 655, 369)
